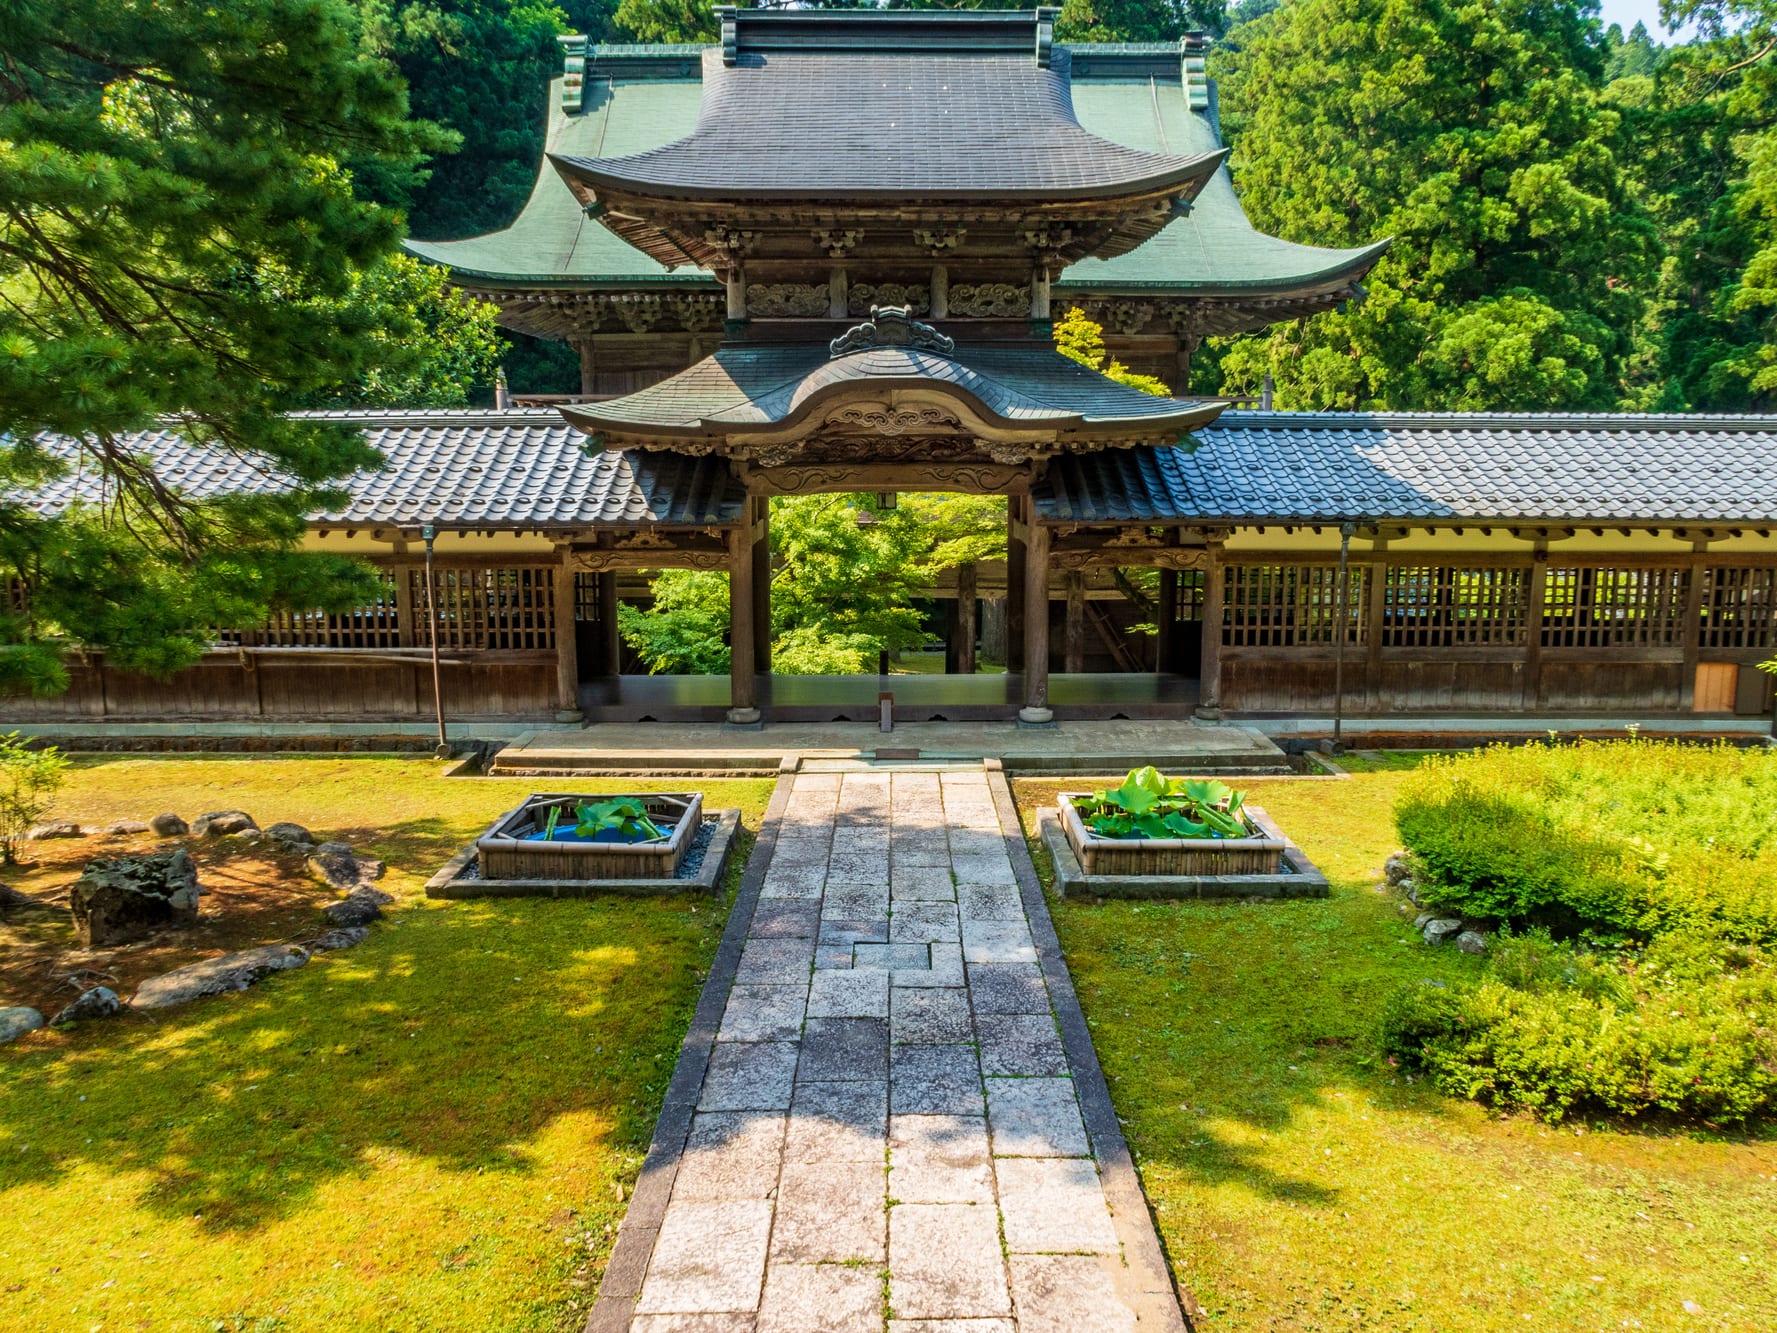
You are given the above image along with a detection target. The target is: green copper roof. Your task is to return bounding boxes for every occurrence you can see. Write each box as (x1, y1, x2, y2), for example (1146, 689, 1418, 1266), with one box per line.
(405, 33, 1381, 298)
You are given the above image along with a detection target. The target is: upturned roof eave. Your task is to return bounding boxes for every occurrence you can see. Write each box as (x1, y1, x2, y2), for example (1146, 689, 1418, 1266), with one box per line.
(1056, 237, 1392, 297)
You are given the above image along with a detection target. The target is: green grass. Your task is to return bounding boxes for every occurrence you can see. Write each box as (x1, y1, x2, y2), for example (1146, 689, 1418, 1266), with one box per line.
(0, 758, 775, 1333)
(1016, 772, 1777, 1333)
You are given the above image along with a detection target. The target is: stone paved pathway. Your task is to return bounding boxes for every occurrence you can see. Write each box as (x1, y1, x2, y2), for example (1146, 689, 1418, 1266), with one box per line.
(619, 768, 1164, 1332)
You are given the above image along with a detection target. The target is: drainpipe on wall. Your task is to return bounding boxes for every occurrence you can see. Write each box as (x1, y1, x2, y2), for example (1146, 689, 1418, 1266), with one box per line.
(423, 523, 450, 759)
(1330, 522, 1355, 754)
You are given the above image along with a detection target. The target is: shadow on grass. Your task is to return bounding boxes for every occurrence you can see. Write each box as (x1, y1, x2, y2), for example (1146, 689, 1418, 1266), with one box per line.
(0, 889, 728, 1235)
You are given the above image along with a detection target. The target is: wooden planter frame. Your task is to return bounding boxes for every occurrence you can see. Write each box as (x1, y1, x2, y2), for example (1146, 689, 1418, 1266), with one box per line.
(1057, 792, 1286, 876)
(476, 792, 703, 881)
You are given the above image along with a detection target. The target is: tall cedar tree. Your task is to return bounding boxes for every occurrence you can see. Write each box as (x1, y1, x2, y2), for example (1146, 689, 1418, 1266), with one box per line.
(1212, 0, 1656, 410)
(0, 0, 442, 692)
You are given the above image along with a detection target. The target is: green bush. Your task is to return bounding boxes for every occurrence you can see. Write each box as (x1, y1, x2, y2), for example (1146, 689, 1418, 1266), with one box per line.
(1385, 742, 1777, 1124)
(1394, 740, 1777, 942)
(1380, 932, 1777, 1124)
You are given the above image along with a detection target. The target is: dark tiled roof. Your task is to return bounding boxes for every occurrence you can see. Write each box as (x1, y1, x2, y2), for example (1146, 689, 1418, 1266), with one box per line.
(19, 412, 743, 529)
(1036, 412, 1777, 525)
(551, 46, 1221, 203)
(559, 341, 1223, 441)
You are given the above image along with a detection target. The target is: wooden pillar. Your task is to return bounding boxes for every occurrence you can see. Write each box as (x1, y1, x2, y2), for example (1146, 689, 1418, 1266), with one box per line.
(930, 265, 949, 319)
(956, 561, 978, 676)
(552, 551, 583, 721)
(1196, 544, 1224, 718)
(1680, 540, 1709, 711)
(727, 524, 759, 724)
(1006, 496, 1026, 672)
(1064, 571, 1086, 674)
(829, 266, 848, 321)
(394, 560, 417, 649)
(1156, 568, 1178, 674)
(576, 339, 597, 397)
(752, 496, 772, 673)
(1523, 548, 1547, 711)
(726, 265, 747, 322)
(1365, 537, 1388, 711)
(1020, 519, 1052, 722)
(597, 570, 620, 675)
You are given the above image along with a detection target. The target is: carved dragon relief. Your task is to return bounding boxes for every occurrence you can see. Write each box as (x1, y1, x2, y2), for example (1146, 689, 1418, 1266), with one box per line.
(748, 283, 829, 318)
(948, 283, 1029, 318)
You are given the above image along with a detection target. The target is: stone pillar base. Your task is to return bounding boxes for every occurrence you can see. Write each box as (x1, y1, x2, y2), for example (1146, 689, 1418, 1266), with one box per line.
(553, 708, 585, 725)
(1193, 706, 1223, 723)
(1016, 706, 1055, 728)
(724, 707, 763, 729)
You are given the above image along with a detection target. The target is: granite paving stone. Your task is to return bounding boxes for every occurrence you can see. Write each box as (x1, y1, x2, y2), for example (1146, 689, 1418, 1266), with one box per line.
(888, 1114, 993, 1204)
(889, 1204, 1011, 1320)
(959, 919, 1036, 965)
(718, 985, 808, 1043)
(736, 938, 817, 983)
(700, 1041, 800, 1111)
(806, 968, 890, 1019)
(985, 1078, 1090, 1158)
(994, 1158, 1119, 1254)
(636, 1199, 774, 1314)
(627, 769, 1147, 1332)
(966, 964, 1049, 1015)
(888, 901, 961, 945)
(769, 1159, 887, 1263)
(757, 1262, 883, 1333)
(1007, 1256, 1138, 1333)
(797, 1017, 888, 1082)
(974, 1013, 1068, 1077)
(890, 1044, 983, 1116)
(889, 986, 973, 1044)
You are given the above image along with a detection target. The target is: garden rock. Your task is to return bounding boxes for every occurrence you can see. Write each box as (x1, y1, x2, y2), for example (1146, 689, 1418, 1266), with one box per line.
(149, 813, 189, 837)
(1399, 878, 1420, 905)
(321, 888, 389, 927)
(307, 848, 385, 891)
(0, 1007, 44, 1043)
(1384, 851, 1414, 886)
(192, 810, 257, 838)
(265, 822, 314, 846)
(103, 820, 151, 837)
(131, 944, 308, 1010)
(1412, 912, 1435, 931)
(69, 848, 201, 948)
(305, 926, 370, 953)
(50, 986, 121, 1026)
(26, 820, 82, 840)
(1423, 918, 1463, 947)
(1456, 930, 1488, 955)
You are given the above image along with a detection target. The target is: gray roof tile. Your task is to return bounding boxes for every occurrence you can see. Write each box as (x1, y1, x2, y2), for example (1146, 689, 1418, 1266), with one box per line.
(18, 411, 743, 529)
(1037, 411, 1777, 525)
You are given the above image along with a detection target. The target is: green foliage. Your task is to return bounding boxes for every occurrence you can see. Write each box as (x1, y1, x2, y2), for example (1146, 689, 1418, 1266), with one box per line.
(1212, 0, 1655, 410)
(0, 734, 67, 865)
(1394, 740, 1777, 941)
(1054, 308, 1172, 396)
(1381, 931, 1777, 1123)
(1056, 0, 1230, 42)
(611, 0, 717, 42)
(1386, 741, 1777, 1122)
(617, 569, 731, 674)
(571, 797, 665, 841)
(1075, 767, 1250, 839)
(351, 0, 571, 239)
(766, 494, 935, 664)
(0, 0, 446, 686)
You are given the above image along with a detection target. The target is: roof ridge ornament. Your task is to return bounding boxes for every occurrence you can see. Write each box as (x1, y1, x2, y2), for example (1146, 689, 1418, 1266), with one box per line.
(830, 306, 956, 359)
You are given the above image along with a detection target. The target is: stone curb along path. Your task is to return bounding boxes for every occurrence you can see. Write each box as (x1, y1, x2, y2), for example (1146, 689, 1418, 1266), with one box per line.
(586, 763, 1188, 1333)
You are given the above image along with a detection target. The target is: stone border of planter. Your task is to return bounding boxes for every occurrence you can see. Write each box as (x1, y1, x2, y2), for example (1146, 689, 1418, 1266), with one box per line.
(1038, 803, 1330, 900)
(422, 808, 741, 899)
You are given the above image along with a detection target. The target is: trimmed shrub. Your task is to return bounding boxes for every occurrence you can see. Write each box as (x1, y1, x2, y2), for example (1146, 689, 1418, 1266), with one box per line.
(1394, 740, 1777, 942)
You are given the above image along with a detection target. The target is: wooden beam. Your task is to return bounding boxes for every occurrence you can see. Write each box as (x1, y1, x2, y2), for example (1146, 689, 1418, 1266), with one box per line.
(1064, 571, 1086, 674)
(552, 552, 581, 719)
(1021, 519, 1052, 721)
(727, 524, 758, 724)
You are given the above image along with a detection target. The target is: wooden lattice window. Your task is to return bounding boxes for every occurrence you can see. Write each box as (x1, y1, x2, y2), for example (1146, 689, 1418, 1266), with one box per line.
(218, 572, 401, 649)
(1381, 566, 1529, 648)
(1223, 564, 1366, 648)
(1541, 567, 1690, 648)
(1700, 567, 1777, 650)
(1171, 569, 1206, 623)
(410, 567, 556, 651)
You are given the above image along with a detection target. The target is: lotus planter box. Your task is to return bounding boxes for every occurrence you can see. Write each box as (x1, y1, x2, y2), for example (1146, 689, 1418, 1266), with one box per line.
(477, 792, 703, 881)
(1057, 793, 1286, 877)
